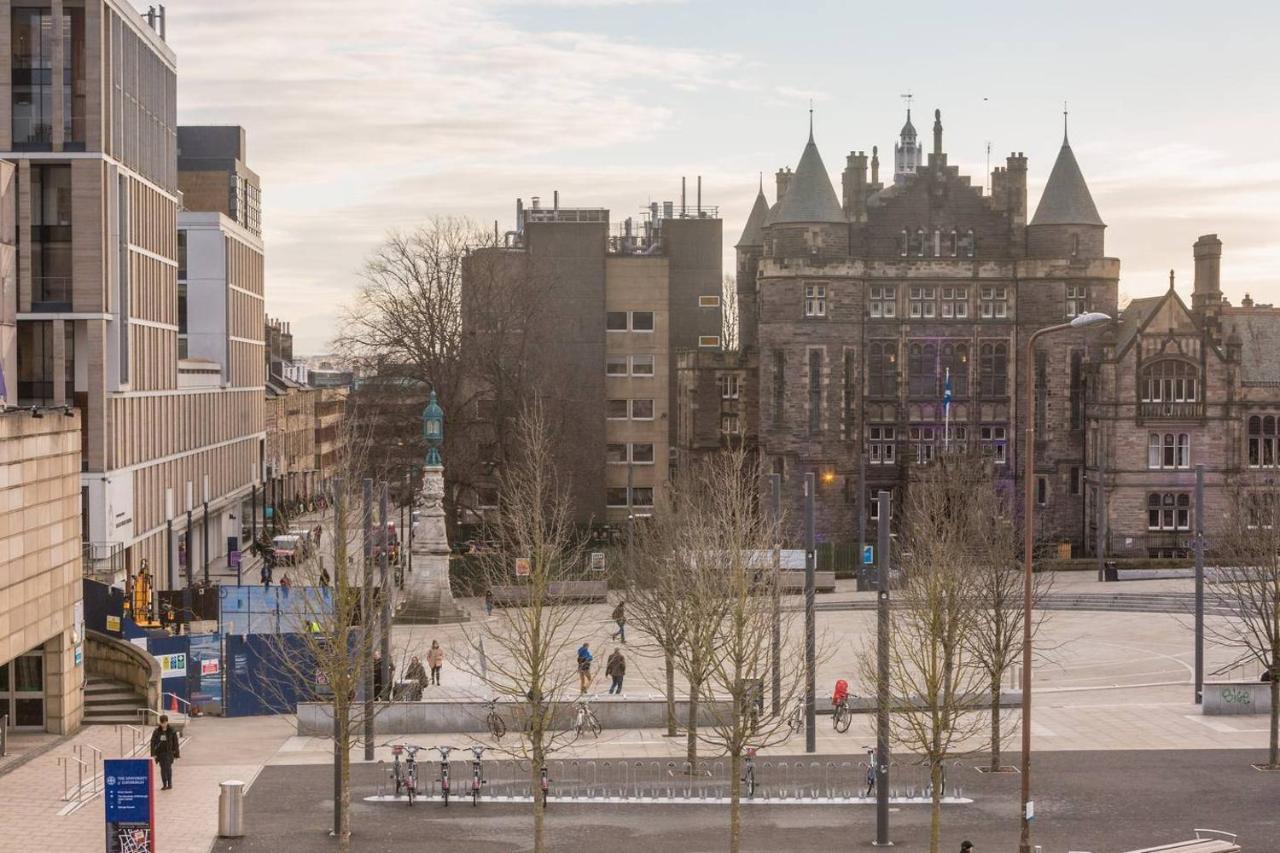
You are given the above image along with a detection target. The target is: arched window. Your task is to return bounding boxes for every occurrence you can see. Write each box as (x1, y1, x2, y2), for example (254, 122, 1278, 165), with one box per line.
(1248, 415, 1278, 468)
(941, 342, 969, 399)
(949, 229, 959, 257)
(868, 342, 898, 397)
(899, 229, 909, 257)
(908, 342, 938, 397)
(965, 229, 976, 258)
(1141, 360, 1198, 403)
(916, 228, 927, 257)
(1071, 233, 1080, 256)
(980, 342, 1008, 396)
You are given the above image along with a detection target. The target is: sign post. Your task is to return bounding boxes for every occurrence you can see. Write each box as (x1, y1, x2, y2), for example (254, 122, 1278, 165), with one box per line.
(104, 758, 155, 852)
(589, 552, 605, 572)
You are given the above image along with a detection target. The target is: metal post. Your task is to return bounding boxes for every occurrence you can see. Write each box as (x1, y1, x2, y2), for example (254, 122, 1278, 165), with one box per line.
(202, 500, 210, 586)
(803, 472, 816, 754)
(407, 468, 414, 577)
(184, 511, 193, 626)
(1194, 464, 1205, 704)
(362, 478, 374, 761)
(251, 484, 257, 549)
(874, 490, 891, 847)
(1096, 471, 1106, 581)
(332, 478, 345, 839)
(770, 473, 781, 716)
(380, 483, 392, 695)
(856, 453, 867, 590)
(166, 519, 175, 593)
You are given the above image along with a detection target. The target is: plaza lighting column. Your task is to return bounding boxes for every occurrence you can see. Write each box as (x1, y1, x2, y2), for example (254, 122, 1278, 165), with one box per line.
(804, 472, 816, 753)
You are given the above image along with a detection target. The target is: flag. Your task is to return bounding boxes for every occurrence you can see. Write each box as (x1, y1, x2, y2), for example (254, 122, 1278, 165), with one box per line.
(943, 367, 952, 412)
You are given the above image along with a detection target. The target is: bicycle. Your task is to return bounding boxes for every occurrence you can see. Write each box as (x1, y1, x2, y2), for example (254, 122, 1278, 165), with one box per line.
(742, 747, 758, 799)
(433, 745, 455, 806)
(484, 697, 506, 740)
(573, 695, 601, 738)
(387, 743, 423, 805)
(786, 699, 805, 734)
(467, 745, 487, 806)
(832, 695, 853, 733)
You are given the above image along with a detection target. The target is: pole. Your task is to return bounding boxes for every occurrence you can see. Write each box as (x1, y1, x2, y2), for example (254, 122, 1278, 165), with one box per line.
(251, 484, 257, 549)
(362, 478, 374, 761)
(1194, 464, 1205, 704)
(943, 366, 950, 450)
(166, 519, 174, 594)
(874, 489, 891, 847)
(1020, 327, 1048, 853)
(803, 472, 816, 753)
(202, 500, 210, 586)
(770, 473, 782, 716)
(332, 477, 345, 839)
(380, 483, 392, 695)
(1096, 466, 1106, 581)
(407, 468, 414, 578)
(857, 453, 866, 590)
(184, 511, 193, 626)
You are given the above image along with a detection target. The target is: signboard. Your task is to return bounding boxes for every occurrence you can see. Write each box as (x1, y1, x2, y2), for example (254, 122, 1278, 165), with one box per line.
(200, 658, 220, 676)
(106, 615, 121, 633)
(156, 653, 187, 680)
(589, 552, 606, 572)
(862, 545, 875, 566)
(228, 550, 241, 569)
(73, 599, 84, 666)
(514, 557, 531, 577)
(104, 758, 155, 852)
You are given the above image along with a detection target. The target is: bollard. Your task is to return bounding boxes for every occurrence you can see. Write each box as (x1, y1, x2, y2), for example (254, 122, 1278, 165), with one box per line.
(218, 780, 246, 837)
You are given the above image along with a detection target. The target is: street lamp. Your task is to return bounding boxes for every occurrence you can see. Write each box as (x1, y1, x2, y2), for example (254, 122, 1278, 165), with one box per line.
(422, 390, 444, 467)
(1020, 310, 1110, 852)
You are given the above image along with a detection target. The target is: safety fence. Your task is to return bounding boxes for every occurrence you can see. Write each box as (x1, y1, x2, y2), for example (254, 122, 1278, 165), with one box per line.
(368, 755, 971, 805)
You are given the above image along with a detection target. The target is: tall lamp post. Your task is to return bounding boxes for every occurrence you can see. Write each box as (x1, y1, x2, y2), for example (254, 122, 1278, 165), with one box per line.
(1019, 311, 1110, 853)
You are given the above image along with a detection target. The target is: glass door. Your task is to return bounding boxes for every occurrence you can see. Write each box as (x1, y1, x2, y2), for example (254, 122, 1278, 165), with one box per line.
(1, 653, 46, 729)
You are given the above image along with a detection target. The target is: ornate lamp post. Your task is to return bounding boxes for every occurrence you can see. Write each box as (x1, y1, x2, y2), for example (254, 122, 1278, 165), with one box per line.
(422, 390, 444, 467)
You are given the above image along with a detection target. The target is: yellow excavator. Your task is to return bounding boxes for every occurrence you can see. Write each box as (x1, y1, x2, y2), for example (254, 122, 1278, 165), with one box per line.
(124, 558, 163, 629)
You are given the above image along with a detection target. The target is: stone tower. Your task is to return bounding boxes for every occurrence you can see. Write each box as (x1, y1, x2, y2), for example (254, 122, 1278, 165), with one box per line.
(893, 109, 922, 185)
(735, 179, 770, 350)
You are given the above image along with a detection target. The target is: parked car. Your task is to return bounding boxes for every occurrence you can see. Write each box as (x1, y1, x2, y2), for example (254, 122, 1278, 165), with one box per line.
(272, 534, 304, 565)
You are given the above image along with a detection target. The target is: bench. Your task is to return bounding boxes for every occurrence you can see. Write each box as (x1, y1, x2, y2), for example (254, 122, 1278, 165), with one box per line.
(778, 570, 837, 593)
(489, 581, 609, 606)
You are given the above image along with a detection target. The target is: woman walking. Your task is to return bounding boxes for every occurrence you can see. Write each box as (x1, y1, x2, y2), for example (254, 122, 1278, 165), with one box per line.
(150, 715, 180, 790)
(427, 640, 445, 686)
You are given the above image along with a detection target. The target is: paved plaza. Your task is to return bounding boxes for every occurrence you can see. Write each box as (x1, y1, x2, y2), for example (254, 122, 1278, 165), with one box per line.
(1, 574, 1275, 852)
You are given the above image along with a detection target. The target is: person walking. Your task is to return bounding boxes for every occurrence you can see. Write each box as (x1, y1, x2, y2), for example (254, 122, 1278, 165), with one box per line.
(610, 600, 626, 643)
(150, 715, 180, 790)
(318, 565, 331, 588)
(484, 588, 494, 617)
(280, 572, 293, 591)
(427, 640, 445, 686)
(606, 648, 626, 695)
(576, 642, 593, 693)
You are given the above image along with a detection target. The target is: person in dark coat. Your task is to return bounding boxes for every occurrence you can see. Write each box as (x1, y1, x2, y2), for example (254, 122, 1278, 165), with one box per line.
(606, 648, 626, 695)
(150, 715, 180, 789)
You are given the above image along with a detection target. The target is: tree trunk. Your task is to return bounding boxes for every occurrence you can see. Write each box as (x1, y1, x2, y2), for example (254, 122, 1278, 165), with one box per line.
(337, 712, 351, 852)
(729, 750, 742, 853)
(532, 729, 546, 852)
(664, 651, 677, 737)
(929, 759, 943, 853)
(686, 679, 699, 769)
(990, 672, 1003, 771)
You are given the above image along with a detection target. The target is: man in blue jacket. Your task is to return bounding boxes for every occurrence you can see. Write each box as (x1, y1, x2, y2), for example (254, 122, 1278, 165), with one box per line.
(576, 642, 593, 693)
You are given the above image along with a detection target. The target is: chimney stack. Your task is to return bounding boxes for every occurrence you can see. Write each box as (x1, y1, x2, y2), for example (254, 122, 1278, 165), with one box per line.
(1192, 234, 1223, 314)
(870, 146, 880, 185)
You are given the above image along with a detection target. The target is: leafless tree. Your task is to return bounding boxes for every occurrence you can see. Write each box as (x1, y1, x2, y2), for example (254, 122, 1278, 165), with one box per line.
(864, 452, 989, 853)
(1205, 486, 1280, 768)
(720, 274, 740, 352)
(455, 403, 592, 851)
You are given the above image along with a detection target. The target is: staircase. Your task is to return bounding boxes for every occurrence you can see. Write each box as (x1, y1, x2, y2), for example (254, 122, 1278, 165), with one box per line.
(83, 676, 148, 725)
(396, 588, 470, 625)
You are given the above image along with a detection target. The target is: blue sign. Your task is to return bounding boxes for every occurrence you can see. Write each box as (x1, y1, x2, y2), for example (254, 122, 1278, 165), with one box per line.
(863, 545, 875, 566)
(104, 758, 154, 852)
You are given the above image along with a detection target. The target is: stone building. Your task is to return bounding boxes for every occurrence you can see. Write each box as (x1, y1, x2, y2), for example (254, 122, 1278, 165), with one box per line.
(734, 109, 1120, 551)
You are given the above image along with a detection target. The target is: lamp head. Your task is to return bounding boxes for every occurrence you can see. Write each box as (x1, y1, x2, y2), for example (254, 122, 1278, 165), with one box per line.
(1069, 311, 1111, 329)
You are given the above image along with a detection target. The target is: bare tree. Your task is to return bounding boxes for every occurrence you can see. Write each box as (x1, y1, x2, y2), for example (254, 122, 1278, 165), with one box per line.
(963, 456, 1052, 772)
(720, 274, 740, 352)
(680, 449, 806, 853)
(1206, 486, 1280, 768)
(864, 452, 989, 853)
(455, 403, 591, 851)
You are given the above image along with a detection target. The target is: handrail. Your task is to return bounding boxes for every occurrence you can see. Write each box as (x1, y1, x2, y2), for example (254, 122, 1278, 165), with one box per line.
(57, 755, 89, 802)
(1194, 829, 1238, 842)
(161, 692, 193, 712)
(116, 724, 145, 757)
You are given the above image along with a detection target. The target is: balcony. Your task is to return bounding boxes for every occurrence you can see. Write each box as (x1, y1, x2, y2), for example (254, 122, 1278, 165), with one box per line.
(30, 276, 72, 312)
(1139, 401, 1205, 420)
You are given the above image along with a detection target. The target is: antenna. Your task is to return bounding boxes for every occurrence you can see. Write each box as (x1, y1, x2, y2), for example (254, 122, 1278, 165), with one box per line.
(809, 98, 814, 138)
(900, 92, 913, 117)
(1063, 99, 1069, 142)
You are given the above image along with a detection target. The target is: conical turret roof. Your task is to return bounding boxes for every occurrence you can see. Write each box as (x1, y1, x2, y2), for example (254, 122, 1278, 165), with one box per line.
(900, 110, 917, 140)
(735, 184, 771, 248)
(1031, 139, 1103, 227)
(772, 134, 845, 225)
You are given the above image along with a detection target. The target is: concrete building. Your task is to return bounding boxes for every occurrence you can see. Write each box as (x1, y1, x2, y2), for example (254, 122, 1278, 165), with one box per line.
(462, 191, 722, 526)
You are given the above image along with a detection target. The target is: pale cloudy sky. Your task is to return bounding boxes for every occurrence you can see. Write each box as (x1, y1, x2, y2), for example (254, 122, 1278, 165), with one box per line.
(164, 0, 1280, 354)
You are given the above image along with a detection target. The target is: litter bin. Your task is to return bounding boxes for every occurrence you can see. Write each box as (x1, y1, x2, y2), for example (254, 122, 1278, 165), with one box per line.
(218, 779, 246, 837)
(1103, 561, 1118, 582)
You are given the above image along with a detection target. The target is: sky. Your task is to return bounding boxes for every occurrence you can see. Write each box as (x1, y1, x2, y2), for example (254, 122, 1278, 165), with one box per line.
(164, 0, 1280, 355)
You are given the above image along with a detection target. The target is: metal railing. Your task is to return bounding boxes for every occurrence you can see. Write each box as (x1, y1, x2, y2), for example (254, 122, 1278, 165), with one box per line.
(58, 743, 103, 803)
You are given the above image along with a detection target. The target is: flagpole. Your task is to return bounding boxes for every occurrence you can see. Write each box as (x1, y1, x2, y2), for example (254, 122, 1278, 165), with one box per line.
(944, 367, 951, 450)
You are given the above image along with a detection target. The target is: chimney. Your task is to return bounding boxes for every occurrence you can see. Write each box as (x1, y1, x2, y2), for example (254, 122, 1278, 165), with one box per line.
(843, 151, 868, 222)
(775, 167, 793, 202)
(870, 146, 880, 185)
(1192, 234, 1223, 314)
(681, 177, 687, 216)
(932, 109, 943, 157)
(553, 190, 559, 210)
(697, 175, 702, 215)
(1006, 152, 1028, 227)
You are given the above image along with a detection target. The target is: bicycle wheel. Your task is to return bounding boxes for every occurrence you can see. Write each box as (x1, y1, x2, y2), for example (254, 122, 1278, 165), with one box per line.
(589, 713, 602, 738)
(442, 785, 449, 807)
(490, 714, 506, 740)
(407, 780, 416, 806)
(835, 706, 852, 734)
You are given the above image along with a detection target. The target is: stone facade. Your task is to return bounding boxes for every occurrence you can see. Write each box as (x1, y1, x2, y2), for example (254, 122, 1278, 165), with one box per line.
(0, 412, 84, 733)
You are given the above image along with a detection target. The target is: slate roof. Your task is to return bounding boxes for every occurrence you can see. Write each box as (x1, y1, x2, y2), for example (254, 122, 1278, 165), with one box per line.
(1030, 140, 1104, 227)
(771, 135, 846, 225)
(1228, 311, 1280, 384)
(735, 186, 771, 248)
(1115, 295, 1163, 353)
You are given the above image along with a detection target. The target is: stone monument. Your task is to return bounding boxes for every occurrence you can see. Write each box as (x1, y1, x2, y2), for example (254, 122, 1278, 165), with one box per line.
(395, 391, 469, 624)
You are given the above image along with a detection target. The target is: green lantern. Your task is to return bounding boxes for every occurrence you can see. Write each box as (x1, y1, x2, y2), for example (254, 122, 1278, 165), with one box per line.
(422, 390, 444, 466)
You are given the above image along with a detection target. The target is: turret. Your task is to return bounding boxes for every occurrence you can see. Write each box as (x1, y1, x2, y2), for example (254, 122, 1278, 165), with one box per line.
(1192, 234, 1223, 316)
(764, 123, 848, 260)
(893, 109, 921, 185)
(1027, 120, 1104, 259)
(735, 180, 771, 349)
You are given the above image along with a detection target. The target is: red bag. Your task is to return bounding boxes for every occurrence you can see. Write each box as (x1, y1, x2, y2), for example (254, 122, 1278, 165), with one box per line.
(832, 679, 849, 704)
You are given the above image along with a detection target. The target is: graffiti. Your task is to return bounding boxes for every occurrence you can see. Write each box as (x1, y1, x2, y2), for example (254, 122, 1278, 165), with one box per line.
(1221, 687, 1253, 706)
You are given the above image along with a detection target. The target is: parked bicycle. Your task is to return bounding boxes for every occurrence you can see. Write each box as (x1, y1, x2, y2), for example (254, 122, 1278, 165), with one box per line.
(786, 699, 805, 734)
(539, 764, 550, 808)
(831, 678, 852, 733)
(484, 697, 506, 740)
(467, 745, 487, 806)
(432, 745, 455, 806)
(742, 747, 758, 798)
(386, 743, 424, 805)
(573, 695, 601, 737)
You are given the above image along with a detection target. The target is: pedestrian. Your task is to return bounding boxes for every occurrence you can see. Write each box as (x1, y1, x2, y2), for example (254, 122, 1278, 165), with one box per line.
(606, 648, 625, 695)
(610, 600, 626, 643)
(319, 565, 330, 588)
(373, 653, 385, 699)
(865, 756, 875, 797)
(150, 714, 180, 790)
(484, 588, 494, 616)
(427, 640, 444, 686)
(960, 842, 974, 853)
(280, 572, 293, 591)
(260, 562, 272, 588)
(576, 642, 593, 693)
(405, 655, 427, 700)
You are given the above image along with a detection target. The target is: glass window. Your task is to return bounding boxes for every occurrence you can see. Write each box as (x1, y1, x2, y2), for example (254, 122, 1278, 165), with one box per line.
(631, 311, 655, 332)
(11, 7, 54, 149)
(631, 355, 655, 376)
(1248, 415, 1278, 468)
(980, 342, 1008, 396)
(631, 487, 654, 507)
(606, 488, 629, 507)
(606, 312, 628, 331)
(772, 350, 785, 424)
(868, 342, 897, 397)
(941, 343, 968, 399)
(719, 374, 740, 400)
(606, 443, 628, 464)
(698, 336, 720, 348)
(869, 426, 896, 464)
(908, 342, 938, 397)
(606, 399, 628, 419)
(1148, 492, 1191, 530)
(980, 425, 1007, 464)
(1036, 476, 1047, 506)
(804, 284, 827, 318)
(630, 399, 654, 420)
(30, 165, 72, 308)
(1067, 285, 1087, 318)
(1141, 360, 1198, 403)
(606, 355, 628, 376)
(631, 443, 655, 464)
(868, 285, 896, 319)
(808, 349, 823, 434)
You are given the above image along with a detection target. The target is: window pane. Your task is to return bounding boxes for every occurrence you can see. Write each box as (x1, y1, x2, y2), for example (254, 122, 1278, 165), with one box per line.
(631, 399, 654, 419)
(631, 487, 654, 507)
(631, 443, 655, 463)
(606, 312, 627, 331)
(631, 311, 654, 331)
(606, 488, 629, 507)
(606, 356, 628, 376)
(631, 355, 654, 375)
(606, 399, 628, 419)
(606, 443, 627, 464)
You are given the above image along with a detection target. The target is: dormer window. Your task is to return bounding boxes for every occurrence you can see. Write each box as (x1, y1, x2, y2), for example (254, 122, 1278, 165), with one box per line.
(916, 228, 927, 257)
